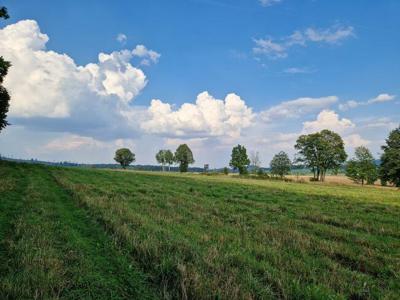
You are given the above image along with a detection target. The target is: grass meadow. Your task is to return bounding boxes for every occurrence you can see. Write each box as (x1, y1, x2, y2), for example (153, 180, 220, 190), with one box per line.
(0, 161, 399, 299)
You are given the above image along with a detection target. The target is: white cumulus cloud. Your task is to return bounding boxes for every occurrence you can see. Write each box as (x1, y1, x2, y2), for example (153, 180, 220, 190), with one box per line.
(132, 44, 161, 65)
(0, 20, 152, 118)
(141, 92, 254, 138)
(302, 110, 354, 134)
(344, 134, 370, 148)
(0, 19, 163, 141)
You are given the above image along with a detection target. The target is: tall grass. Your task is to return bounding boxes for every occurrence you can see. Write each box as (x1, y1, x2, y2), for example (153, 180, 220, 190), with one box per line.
(53, 167, 400, 299)
(0, 162, 158, 299)
(1, 161, 399, 298)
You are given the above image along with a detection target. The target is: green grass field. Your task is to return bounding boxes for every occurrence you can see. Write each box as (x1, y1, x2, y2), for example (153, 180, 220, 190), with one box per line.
(1, 161, 399, 299)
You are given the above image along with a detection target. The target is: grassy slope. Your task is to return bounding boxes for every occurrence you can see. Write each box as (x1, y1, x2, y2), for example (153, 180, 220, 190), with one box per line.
(0, 162, 158, 299)
(1, 161, 399, 299)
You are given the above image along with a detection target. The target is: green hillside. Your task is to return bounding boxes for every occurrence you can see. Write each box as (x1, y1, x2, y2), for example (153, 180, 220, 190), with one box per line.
(1, 161, 399, 299)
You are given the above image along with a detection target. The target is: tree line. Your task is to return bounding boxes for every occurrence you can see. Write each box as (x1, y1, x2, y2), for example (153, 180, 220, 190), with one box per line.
(114, 143, 194, 173)
(114, 126, 400, 187)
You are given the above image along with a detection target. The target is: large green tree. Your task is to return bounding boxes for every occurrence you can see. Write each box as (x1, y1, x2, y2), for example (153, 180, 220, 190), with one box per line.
(346, 146, 377, 185)
(0, 6, 11, 132)
(270, 151, 291, 178)
(379, 126, 400, 187)
(114, 148, 135, 169)
(229, 144, 250, 175)
(295, 129, 347, 182)
(175, 144, 194, 172)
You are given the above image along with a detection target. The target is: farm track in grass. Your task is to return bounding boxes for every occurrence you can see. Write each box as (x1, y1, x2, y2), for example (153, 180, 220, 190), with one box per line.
(1, 161, 399, 299)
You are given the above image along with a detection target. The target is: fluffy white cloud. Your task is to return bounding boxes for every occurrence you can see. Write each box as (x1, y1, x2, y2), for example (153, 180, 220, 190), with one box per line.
(368, 93, 395, 104)
(344, 134, 370, 148)
(302, 110, 354, 134)
(0, 19, 164, 142)
(300, 111, 370, 152)
(141, 92, 254, 138)
(261, 96, 338, 121)
(253, 25, 354, 59)
(259, 0, 282, 7)
(132, 45, 161, 65)
(339, 93, 396, 110)
(87, 50, 148, 101)
(0, 20, 152, 119)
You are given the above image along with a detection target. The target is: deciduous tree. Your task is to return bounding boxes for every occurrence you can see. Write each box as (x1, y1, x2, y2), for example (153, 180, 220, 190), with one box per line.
(295, 129, 347, 181)
(114, 148, 135, 169)
(229, 145, 250, 175)
(156, 150, 167, 171)
(346, 146, 377, 185)
(156, 149, 175, 171)
(250, 151, 261, 173)
(175, 144, 194, 172)
(270, 151, 291, 178)
(379, 126, 400, 187)
(164, 150, 174, 171)
(0, 6, 11, 132)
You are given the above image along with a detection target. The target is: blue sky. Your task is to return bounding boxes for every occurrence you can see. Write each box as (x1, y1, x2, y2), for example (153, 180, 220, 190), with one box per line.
(0, 0, 399, 167)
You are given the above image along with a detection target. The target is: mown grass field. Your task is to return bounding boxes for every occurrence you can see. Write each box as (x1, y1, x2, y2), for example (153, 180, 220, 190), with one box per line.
(1, 161, 399, 299)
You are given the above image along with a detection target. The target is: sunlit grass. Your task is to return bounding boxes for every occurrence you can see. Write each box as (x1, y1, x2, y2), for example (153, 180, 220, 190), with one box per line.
(1, 161, 399, 299)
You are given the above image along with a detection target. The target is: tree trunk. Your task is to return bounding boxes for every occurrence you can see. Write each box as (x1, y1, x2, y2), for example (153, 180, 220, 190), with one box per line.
(319, 169, 325, 182)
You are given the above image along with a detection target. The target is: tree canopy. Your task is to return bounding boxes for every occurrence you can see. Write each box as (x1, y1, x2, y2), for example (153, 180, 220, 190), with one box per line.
(295, 129, 347, 181)
(114, 148, 135, 169)
(229, 144, 250, 175)
(0, 6, 9, 19)
(270, 151, 291, 178)
(156, 149, 174, 171)
(175, 144, 194, 172)
(379, 126, 400, 187)
(346, 146, 377, 185)
(0, 7, 11, 132)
